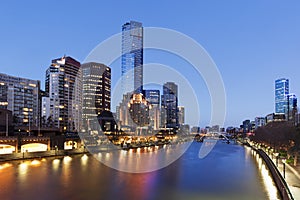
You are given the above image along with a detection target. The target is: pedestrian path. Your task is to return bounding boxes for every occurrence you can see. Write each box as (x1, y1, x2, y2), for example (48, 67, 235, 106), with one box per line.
(267, 153, 300, 199)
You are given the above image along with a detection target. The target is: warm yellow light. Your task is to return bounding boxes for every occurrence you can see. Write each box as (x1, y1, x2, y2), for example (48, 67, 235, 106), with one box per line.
(81, 154, 88, 166)
(63, 156, 72, 164)
(0, 163, 12, 170)
(28, 83, 36, 87)
(21, 143, 48, 152)
(0, 144, 16, 154)
(30, 160, 41, 166)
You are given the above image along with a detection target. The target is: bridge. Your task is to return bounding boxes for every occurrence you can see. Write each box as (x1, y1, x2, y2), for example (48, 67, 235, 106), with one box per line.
(196, 132, 233, 143)
(0, 136, 50, 154)
(21, 137, 50, 153)
(0, 137, 18, 154)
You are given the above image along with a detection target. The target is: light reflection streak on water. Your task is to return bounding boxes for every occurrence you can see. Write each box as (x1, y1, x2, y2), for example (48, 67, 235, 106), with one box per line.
(81, 154, 88, 166)
(249, 148, 279, 200)
(0, 163, 12, 170)
(52, 159, 60, 171)
(63, 156, 72, 164)
(31, 160, 41, 166)
(18, 162, 29, 181)
(62, 156, 72, 185)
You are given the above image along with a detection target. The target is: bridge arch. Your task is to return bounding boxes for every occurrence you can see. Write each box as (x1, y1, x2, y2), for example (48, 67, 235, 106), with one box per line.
(0, 144, 16, 154)
(21, 143, 48, 152)
(64, 141, 78, 150)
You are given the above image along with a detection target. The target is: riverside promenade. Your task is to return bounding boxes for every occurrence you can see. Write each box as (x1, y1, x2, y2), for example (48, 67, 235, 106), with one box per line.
(268, 153, 300, 199)
(0, 148, 88, 163)
(249, 142, 300, 200)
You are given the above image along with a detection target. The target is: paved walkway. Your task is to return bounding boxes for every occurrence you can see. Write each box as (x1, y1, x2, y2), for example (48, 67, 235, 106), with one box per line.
(267, 152, 300, 199)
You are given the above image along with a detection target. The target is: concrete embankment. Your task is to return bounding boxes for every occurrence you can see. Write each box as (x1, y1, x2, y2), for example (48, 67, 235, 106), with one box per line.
(0, 149, 89, 162)
(249, 145, 294, 200)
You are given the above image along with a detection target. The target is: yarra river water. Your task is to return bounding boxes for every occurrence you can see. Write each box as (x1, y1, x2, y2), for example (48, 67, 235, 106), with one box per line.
(0, 141, 280, 200)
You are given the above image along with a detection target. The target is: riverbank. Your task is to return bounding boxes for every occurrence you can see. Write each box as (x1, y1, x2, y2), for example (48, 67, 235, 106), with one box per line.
(247, 143, 294, 200)
(0, 139, 191, 163)
(0, 148, 89, 163)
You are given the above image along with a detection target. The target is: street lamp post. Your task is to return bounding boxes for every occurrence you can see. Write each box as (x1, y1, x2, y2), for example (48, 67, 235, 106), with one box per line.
(282, 159, 286, 179)
(274, 152, 279, 166)
(55, 145, 58, 156)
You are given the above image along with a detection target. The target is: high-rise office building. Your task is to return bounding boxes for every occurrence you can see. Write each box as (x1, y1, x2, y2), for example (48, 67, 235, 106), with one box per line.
(255, 117, 265, 129)
(275, 78, 289, 114)
(81, 62, 111, 132)
(44, 56, 82, 132)
(287, 93, 297, 121)
(121, 21, 143, 94)
(242, 119, 251, 134)
(117, 92, 134, 128)
(128, 93, 150, 127)
(0, 73, 40, 127)
(178, 106, 185, 125)
(145, 90, 160, 130)
(161, 82, 179, 129)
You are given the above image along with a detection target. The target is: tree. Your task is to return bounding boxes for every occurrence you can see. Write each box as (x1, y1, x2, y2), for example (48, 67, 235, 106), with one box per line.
(251, 121, 300, 166)
(288, 126, 300, 166)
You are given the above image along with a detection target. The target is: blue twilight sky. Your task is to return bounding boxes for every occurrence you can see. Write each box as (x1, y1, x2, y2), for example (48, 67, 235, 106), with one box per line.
(0, 1, 300, 128)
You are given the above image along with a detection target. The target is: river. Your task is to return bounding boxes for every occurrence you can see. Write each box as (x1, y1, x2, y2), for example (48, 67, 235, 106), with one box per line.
(0, 141, 280, 200)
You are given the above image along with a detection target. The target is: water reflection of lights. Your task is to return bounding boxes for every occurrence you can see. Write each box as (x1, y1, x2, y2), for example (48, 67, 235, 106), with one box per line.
(31, 160, 41, 166)
(260, 161, 279, 200)
(105, 153, 110, 159)
(0, 163, 12, 170)
(19, 162, 28, 176)
(252, 150, 279, 200)
(52, 159, 60, 171)
(63, 156, 72, 164)
(81, 154, 88, 166)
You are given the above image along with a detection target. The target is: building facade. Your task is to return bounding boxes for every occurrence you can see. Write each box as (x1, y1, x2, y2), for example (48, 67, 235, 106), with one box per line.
(161, 82, 179, 129)
(117, 93, 134, 128)
(178, 106, 185, 125)
(121, 21, 143, 94)
(145, 89, 160, 130)
(81, 62, 111, 132)
(44, 56, 82, 132)
(0, 108, 13, 136)
(275, 78, 289, 114)
(255, 117, 266, 129)
(287, 93, 297, 121)
(242, 119, 251, 134)
(0, 73, 40, 127)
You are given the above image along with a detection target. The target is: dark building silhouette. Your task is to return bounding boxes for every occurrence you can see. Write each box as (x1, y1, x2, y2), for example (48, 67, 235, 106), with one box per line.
(161, 82, 179, 129)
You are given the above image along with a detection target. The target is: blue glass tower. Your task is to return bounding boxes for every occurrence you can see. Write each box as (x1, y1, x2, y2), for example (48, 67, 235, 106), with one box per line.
(275, 78, 289, 114)
(121, 21, 143, 94)
(287, 93, 297, 121)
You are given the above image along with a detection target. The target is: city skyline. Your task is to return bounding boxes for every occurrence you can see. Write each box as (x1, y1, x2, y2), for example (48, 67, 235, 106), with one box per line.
(1, 2, 300, 199)
(1, 1, 300, 127)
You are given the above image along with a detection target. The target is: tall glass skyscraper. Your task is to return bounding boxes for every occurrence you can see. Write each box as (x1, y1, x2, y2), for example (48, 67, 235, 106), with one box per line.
(275, 78, 289, 114)
(287, 93, 297, 121)
(121, 21, 143, 94)
(161, 82, 179, 129)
